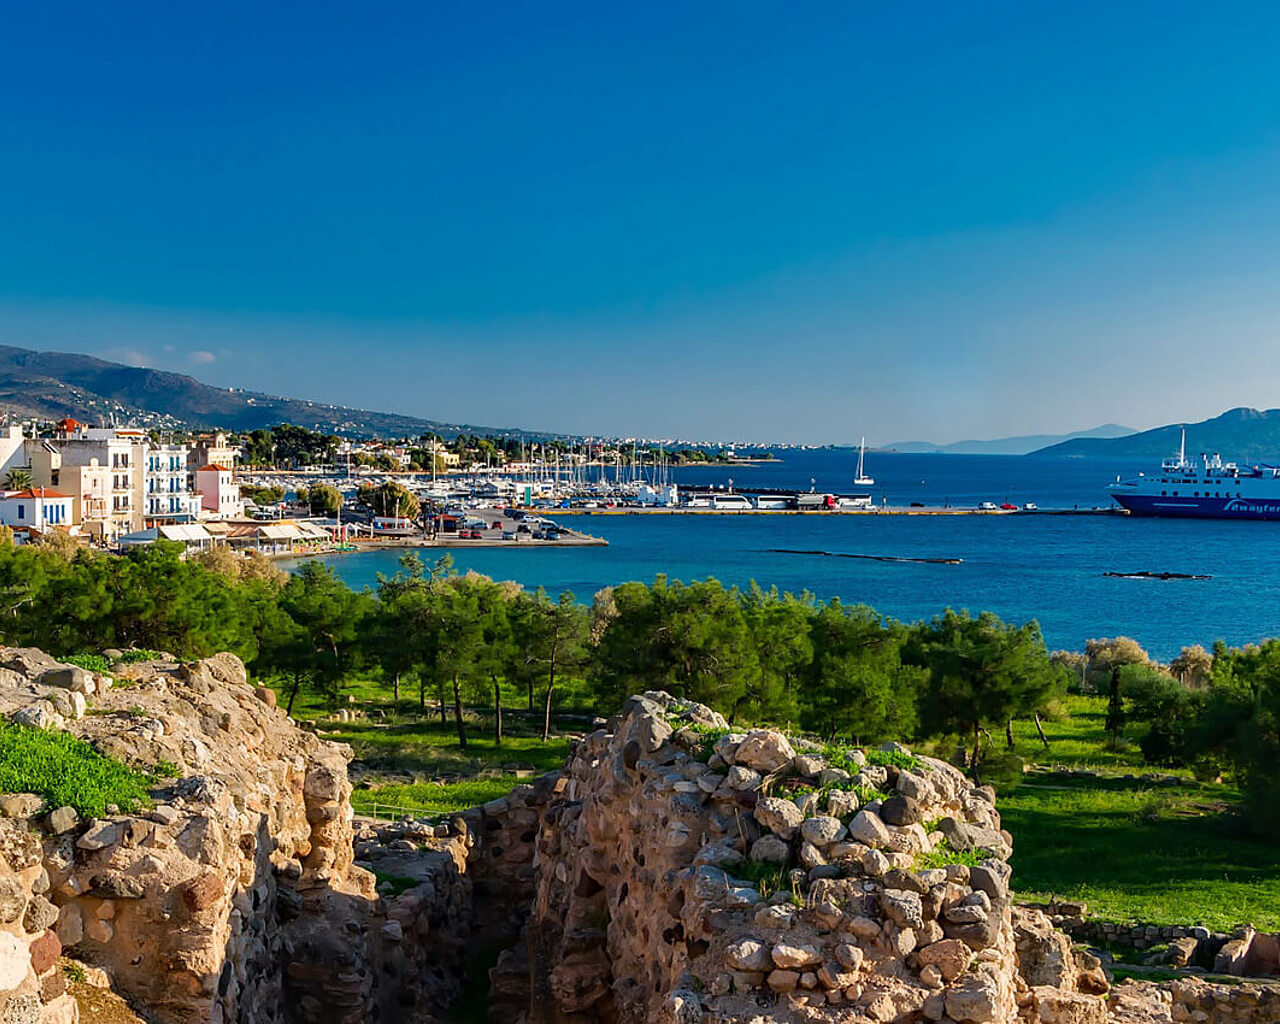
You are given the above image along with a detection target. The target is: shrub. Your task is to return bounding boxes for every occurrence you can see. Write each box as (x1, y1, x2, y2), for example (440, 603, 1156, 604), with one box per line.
(0, 722, 155, 816)
(116, 650, 165, 664)
(866, 747, 924, 772)
(914, 841, 987, 870)
(61, 653, 110, 674)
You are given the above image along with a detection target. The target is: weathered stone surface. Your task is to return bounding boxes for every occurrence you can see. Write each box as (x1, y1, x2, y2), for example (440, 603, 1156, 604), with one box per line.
(0, 931, 29, 991)
(880, 794, 924, 826)
(846, 809, 891, 848)
(754, 797, 805, 839)
(937, 817, 1012, 859)
(733, 730, 797, 772)
(771, 942, 822, 969)
(944, 971, 1003, 1022)
(879, 889, 924, 929)
(725, 938, 772, 971)
(44, 806, 78, 835)
(917, 938, 973, 982)
(749, 835, 790, 865)
(799, 816, 846, 846)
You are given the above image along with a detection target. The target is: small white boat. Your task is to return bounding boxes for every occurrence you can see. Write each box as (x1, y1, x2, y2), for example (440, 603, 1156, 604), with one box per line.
(854, 437, 874, 486)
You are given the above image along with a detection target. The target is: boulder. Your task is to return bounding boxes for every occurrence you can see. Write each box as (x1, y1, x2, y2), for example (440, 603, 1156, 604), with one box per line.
(879, 889, 924, 929)
(749, 835, 790, 865)
(846, 809, 891, 848)
(754, 797, 804, 839)
(917, 938, 973, 982)
(39, 666, 95, 694)
(725, 938, 772, 972)
(880, 794, 924, 826)
(734, 730, 796, 773)
(944, 971, 1002, 1023)
(937, 817, 1012, 860)
(45, 806, 79, 835)
(799, 816, 846, 846)
(771, 943, 822, 969)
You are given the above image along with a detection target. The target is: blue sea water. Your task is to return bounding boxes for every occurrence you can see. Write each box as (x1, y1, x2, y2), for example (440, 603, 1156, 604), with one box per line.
(291, 453, 1280, 658)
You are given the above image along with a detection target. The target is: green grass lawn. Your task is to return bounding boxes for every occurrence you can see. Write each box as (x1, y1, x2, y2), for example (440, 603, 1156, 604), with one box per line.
(1001, 776, 1280, 931)
(311, 704, 573, 819)
(1007, 695, 1179, 772)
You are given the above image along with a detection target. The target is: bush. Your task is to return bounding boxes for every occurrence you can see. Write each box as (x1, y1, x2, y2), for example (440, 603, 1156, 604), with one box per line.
(61, 653, 110, 674)
(116, 650, 165, 664)
(0, 722, 155, 816)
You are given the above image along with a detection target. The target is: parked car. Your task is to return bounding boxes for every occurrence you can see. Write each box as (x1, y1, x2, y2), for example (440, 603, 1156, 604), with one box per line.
(999, 503, 1018, 511)
(1023, 502, 1039, 511)
(978, 501, 998, 511)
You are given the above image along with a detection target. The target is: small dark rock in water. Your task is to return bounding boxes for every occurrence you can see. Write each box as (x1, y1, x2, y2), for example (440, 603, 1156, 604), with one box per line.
(1103, 570, 1212, 581)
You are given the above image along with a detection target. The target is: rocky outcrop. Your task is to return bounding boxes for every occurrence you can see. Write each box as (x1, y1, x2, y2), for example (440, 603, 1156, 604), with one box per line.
(496, 691, 1095, 1024)
(0, 647, 478, 1024)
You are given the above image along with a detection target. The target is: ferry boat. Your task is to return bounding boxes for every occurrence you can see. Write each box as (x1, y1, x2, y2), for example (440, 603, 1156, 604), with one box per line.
(1108, 430, 1280, 520)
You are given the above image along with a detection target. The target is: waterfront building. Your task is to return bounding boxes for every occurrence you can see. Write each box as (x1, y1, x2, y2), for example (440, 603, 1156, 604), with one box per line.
(33, 425, 145, 538)
(0, 488, 74, 535)
(144, 443, 202, 524)
(194, 464, 244, 518)
(27, 441, 112, 541)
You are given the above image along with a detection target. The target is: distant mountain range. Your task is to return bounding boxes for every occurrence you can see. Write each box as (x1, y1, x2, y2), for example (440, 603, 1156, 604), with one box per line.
(1034, 407, 1280, 462)
(0, 344, 536, 440)
(884, 424, 1135, 456)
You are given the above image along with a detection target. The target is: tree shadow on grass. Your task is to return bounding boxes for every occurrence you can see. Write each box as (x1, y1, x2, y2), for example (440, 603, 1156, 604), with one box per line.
(1003, 791, 1280, 928)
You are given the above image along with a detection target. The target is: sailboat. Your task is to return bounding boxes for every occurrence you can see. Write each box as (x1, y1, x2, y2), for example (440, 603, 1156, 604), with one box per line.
(854, 437, 874, 486)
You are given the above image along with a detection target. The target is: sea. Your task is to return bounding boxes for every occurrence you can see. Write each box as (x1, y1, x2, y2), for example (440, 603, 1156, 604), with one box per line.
(287, 451, 1280, 659)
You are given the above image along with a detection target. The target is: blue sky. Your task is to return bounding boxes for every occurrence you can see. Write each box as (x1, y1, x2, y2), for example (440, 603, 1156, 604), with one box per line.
(5, 2, 1280, 443)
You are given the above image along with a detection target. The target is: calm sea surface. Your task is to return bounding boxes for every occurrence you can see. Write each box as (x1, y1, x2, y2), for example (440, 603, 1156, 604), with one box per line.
(289, 452, 1280, 658)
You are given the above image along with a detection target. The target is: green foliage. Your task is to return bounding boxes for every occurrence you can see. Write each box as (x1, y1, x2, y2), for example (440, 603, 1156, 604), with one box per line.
(866, 747, 924, 772)
(0, 722, 154, 817)
(732, 860, 797, 901)
(62, 653, 110, 674)
(914, 841, 987, 870)
(298, 483, 344, 518)
(116, 649, 165, 664)
(590, 576, 760, 716)
(373, 873, 420, 896)
(688, 722, 730, 762)
(905, 609, 1060, 777)
(1002, 777, 1280, 930)
(802, 600, 921, 743)
(351, 777, 522, 818)
(357, 480, 420, 521)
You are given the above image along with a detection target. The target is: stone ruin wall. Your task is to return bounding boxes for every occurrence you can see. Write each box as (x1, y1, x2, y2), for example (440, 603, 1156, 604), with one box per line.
(0, 647, 1272, 1024)
(0, 646, 490, 1024)
(494, 691, 1109, 1024)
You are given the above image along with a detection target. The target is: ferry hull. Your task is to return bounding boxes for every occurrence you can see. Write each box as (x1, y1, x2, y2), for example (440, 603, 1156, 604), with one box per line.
(1111, 493, 1280, 521)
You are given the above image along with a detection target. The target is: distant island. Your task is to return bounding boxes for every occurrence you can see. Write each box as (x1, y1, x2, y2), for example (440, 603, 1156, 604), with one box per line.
(1032, 407, 1280, 462)
(883, 423, 1134, 456)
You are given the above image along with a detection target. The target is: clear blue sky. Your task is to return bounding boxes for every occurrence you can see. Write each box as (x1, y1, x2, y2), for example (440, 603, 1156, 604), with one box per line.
(5, 2, 1280, 443)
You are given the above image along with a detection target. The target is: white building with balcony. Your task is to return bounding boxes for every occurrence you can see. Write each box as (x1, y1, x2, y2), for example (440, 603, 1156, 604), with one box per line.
(144, 444, 201, 523)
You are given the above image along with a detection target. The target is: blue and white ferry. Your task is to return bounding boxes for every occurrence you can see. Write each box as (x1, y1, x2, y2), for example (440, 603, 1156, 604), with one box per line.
(1109, 430, 1280, 520)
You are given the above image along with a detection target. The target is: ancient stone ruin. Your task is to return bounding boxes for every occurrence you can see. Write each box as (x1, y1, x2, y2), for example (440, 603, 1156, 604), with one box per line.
(0, 649, 1266, 1023)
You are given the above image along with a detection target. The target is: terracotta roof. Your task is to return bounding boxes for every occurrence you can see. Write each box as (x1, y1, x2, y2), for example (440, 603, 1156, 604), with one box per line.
(4, 489, 71, 499)
(195, 465, 228, 473)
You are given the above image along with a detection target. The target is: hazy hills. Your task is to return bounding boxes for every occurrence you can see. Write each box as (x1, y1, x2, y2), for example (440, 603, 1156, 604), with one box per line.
(1034, 408, 1280, 462)
(0, 345, 529, 439)
(885, 424, 1134, 456)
